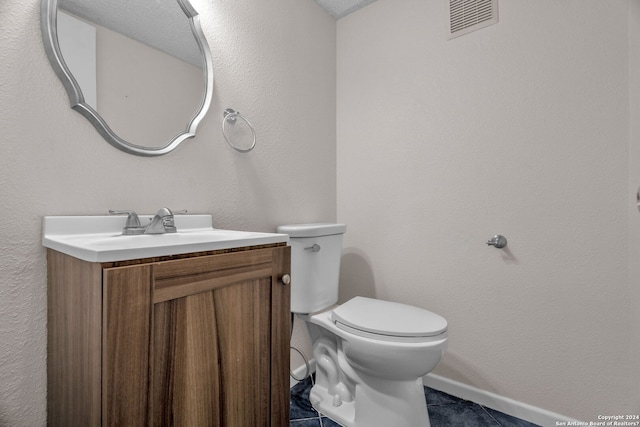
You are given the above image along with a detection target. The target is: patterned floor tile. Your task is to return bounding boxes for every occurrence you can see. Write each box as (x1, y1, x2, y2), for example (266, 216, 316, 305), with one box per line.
(290, 376, 540, 427)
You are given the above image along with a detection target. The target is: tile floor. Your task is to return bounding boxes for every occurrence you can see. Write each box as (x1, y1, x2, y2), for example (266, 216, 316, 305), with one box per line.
(290, 376, 541, 427)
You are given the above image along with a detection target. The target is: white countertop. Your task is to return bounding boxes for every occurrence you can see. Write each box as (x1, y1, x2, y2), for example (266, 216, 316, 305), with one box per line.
(42, 215, 289, 262)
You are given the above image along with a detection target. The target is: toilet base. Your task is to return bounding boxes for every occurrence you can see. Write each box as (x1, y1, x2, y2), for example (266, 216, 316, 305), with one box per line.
(309, 383, 355, 426)
(309, 376, 430, 427)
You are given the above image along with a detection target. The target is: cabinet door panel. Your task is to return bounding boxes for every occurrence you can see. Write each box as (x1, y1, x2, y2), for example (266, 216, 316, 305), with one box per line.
(103, 265, 152, 426)
(150, 279, 271, 427)
(214, 279, 271, 426)
(151, 292, 221, 426)
(152, 249, 275, 304)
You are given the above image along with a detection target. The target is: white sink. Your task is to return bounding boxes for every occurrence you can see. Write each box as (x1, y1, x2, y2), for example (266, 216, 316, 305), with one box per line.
(42, 215, 289, 262)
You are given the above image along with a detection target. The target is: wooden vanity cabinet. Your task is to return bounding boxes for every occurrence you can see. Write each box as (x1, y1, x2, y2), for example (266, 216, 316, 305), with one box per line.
(47, 244, 291, 427)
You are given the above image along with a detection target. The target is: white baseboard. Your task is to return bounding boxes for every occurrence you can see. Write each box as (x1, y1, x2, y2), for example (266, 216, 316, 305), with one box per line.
(423, 373, 582, 427)
(290, 359, 579, 426)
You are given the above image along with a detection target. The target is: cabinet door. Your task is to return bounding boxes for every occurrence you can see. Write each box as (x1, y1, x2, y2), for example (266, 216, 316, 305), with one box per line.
(102, 263, 153, 426)
(149, 247, 290, 427)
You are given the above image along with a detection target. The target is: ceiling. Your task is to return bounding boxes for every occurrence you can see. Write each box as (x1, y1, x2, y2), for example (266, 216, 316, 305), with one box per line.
(315, 0, 379, 19)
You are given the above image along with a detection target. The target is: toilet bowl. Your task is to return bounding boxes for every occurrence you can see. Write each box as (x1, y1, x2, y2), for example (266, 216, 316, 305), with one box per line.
(277, 224, 448, 427)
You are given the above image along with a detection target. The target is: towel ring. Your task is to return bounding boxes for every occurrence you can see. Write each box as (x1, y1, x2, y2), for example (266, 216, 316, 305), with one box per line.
(222, 109, 256, 153)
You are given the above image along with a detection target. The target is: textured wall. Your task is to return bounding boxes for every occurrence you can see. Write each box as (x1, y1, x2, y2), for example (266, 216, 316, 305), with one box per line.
(0, 0, 336, 424)
(337, 0, 637, 420)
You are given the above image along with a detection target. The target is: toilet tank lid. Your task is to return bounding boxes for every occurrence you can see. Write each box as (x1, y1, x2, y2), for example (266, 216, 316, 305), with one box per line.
(277, 223, 346, 238)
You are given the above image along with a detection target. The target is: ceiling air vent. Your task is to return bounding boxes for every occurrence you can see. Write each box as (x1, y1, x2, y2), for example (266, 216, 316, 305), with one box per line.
(449, 0, 498, 39)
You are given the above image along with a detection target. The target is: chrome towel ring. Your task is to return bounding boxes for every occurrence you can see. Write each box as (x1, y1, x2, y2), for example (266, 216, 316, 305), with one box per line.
(222, 108, 256, 153)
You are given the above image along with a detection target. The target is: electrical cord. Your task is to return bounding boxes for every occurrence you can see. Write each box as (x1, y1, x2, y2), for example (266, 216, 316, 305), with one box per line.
(290, 313, 310, 381)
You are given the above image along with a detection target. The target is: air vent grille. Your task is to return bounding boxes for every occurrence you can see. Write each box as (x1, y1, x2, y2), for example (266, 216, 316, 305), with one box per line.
(449, 0, 498, 39)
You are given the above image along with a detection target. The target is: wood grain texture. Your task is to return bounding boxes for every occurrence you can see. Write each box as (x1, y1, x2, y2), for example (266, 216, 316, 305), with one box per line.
(270, 246, 292, 426)
(149, 248, 281, 426)
(153, 249, 274, 280)
(47, 250, 103, 427)
(214, 280, 271, 426)
(153, 264, 273, 304)
(152, 249, 275, 303)
(102, 243, 286, 269)
(102, 264, 152, 426)
(151, 292, 222, 426)
(48, 245, 291, 427)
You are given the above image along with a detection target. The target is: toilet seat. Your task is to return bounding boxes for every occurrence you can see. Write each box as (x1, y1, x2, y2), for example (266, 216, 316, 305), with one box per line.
(331, 297, 448, 343)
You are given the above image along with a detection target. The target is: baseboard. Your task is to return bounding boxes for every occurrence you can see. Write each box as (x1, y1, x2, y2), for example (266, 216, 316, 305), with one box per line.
(290, 359, 579, 426)
(423, 373, 582, 426)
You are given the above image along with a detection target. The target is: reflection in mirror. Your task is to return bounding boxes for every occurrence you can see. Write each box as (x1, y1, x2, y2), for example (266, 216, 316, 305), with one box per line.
(41, 0, 214, 156)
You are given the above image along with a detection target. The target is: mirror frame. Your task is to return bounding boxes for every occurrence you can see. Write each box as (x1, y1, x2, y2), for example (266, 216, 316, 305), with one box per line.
(41, 0, 214, 157)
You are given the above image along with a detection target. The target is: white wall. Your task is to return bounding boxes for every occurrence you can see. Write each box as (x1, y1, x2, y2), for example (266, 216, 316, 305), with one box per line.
(629, 0, 640, 409)
(337, 0, 637, 420)
(0, 0, 336, 424)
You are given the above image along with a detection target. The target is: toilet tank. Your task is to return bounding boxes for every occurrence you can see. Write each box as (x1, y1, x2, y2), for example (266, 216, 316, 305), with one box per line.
(276, 224, 346, 314)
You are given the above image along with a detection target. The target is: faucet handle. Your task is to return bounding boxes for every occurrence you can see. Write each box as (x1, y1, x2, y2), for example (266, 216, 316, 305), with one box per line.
(109, 209, 141, 228)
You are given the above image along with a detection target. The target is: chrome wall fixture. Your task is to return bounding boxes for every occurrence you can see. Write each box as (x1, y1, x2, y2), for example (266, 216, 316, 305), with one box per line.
(222, 108, 256, 153)
(487, 235, 507, 249)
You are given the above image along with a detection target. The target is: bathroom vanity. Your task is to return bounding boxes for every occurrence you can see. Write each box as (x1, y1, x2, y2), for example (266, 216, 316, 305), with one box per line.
(44, 215, 291, 426)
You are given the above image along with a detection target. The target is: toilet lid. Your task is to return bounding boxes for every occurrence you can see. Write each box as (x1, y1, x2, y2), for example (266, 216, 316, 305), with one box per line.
(331, 297, 447, 339)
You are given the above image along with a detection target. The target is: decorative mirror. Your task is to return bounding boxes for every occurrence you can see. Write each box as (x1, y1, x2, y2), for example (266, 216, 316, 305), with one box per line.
(41, 0, 214, 156)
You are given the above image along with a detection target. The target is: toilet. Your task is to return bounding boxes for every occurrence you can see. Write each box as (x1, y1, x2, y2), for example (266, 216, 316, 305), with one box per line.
(277, 223, 448, 427)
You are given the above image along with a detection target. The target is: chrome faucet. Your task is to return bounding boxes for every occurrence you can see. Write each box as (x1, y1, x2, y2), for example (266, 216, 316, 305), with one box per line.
(110, 207, 181, 235)
(145, 207, 177, 234)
